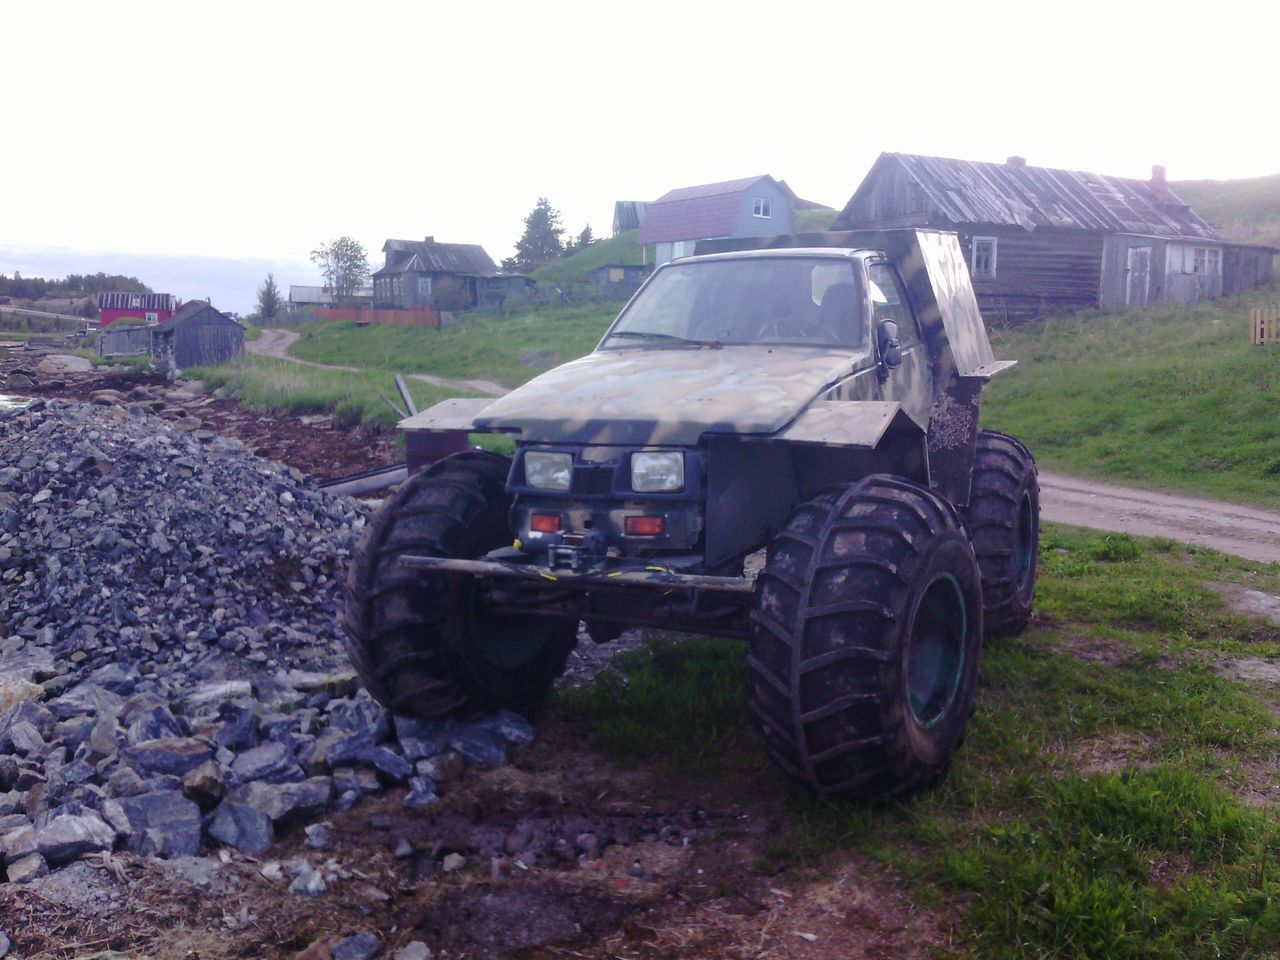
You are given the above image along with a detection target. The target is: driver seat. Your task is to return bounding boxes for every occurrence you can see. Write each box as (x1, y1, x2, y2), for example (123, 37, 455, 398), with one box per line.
(818, 283, 865, 347)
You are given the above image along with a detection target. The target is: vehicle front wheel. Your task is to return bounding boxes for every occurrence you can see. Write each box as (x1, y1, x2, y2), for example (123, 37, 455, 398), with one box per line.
(342, 450, 577, 719)
(748, 475, 984, 798)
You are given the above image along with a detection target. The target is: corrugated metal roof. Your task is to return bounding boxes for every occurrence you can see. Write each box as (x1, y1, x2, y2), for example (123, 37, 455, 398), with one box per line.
(639, 176, 775, 245)
(838, 153, 1223, 241)
(96, 292, 176, 311)
(612, 200, 648, 232)
(376, 239, 497, 277)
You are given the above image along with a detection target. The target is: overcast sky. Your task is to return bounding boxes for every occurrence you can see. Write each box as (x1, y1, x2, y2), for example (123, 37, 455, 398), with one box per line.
(5, 0, 1278, 312)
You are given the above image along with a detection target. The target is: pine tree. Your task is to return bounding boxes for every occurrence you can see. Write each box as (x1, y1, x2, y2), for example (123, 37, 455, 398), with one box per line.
(512, 198, 565, 268)
(257, 273, 284, 319)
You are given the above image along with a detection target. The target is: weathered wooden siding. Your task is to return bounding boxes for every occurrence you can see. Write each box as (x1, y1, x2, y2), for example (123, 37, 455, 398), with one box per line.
(840, 160, 935, 228)
(174, 314, 243, 369)
(1224, 245, 1276, 296)
(958, 227, 1104, 323)
(99, 325, 152, 357)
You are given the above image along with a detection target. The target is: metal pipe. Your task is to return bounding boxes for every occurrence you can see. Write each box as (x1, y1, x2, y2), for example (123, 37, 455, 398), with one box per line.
(320, 464, 407, 497)
(398, 555, 757, 594)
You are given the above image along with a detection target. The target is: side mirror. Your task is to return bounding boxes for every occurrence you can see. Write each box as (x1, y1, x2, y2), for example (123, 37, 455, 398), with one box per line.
(877, 318, 902, 375)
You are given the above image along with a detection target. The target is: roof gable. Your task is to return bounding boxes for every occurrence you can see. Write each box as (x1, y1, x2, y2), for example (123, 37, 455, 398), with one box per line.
(153, 300, 234, 332)
(640, 175, 776, 244)
(836, 153, 1223, 241)
(376, 239, 497, 276)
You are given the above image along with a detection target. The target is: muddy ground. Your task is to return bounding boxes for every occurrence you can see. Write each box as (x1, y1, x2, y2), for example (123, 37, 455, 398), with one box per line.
(1, 718, 951, 960)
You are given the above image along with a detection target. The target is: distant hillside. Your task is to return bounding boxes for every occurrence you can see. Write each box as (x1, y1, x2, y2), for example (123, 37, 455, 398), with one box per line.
(532, 230, 644, 286)
(794, 208, 839, 232)
(1173, 173, 1280, 247)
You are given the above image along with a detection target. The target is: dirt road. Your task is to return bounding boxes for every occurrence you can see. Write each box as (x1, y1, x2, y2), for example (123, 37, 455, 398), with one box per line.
(1040, 471, 1280, 565)
(248, 327, 508, 396)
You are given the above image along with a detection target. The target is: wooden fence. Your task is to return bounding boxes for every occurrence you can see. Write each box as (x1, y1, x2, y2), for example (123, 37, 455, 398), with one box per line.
(1252, 306, 1280, 345)
(313, 307, 440, 327)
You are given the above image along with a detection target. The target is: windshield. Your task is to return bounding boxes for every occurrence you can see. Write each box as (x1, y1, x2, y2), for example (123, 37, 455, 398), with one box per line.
(602, 257, 867, 349)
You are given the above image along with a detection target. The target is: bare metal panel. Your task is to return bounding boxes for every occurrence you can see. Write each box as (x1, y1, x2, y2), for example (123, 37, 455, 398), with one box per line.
(399, 397, 496, 432)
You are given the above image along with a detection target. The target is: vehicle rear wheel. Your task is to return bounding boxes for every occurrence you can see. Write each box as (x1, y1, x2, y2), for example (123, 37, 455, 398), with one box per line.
(342, 450, 577, 719)
(962, 430, 1040, 636)
(748, 475, 984, 798)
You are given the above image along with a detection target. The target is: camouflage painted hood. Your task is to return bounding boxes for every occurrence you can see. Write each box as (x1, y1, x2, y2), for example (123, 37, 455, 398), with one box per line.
(474, 345, 862, 445)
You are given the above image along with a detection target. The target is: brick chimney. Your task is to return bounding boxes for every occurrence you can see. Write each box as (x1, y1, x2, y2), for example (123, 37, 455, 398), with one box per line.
(1150, 165, 1169, 203)
(1006, 155, 1027, 167)
(423, 236, 435, 243)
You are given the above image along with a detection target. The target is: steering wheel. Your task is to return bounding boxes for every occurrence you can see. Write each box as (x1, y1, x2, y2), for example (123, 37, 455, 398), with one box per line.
(755, 318, 830, 341)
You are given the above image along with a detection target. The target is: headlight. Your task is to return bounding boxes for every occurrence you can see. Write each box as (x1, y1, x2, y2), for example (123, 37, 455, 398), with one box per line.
(631, 451, 684, 492)
(524, 451, 572, 491)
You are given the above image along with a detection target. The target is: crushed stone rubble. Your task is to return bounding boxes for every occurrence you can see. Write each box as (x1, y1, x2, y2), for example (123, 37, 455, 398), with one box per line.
(0, 398, 538, 883)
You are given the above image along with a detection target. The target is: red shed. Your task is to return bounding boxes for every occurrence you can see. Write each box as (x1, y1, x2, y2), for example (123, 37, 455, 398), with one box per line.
(97, 292, 177, 328)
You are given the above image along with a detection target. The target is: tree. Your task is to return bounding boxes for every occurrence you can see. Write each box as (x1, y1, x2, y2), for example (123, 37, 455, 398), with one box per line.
(310, 236, 370, 303)
(576, 224, 594, 250)
(257, 273, 284, 320)
(512, 198, 564, 268)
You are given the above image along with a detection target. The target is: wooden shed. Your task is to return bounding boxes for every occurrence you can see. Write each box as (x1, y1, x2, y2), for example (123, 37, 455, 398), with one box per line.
(835, 153, 1276, 322)
(150, 300, 243, 370)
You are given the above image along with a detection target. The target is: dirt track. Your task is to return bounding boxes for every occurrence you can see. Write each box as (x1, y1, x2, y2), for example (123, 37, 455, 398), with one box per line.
(1039, 471, 1280, 565)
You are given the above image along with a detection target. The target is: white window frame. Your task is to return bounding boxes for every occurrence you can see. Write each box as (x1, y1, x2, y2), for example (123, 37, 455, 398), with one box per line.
(1194, 246, 1221, 276)
(145, 311, 158, 322)
(752, 197, 772, 219)
(971, 236, 998, 279)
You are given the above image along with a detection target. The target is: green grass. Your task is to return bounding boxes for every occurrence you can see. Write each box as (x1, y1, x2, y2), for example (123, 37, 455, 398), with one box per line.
(559, 525, 1280, 959)
(1174, 173, 1280, 247)
(983, 284, 1280, 507)
(285, 302, 620, 387)
(532, 230, 645, 286)
(187, 354, 472, 427)
(794, 208, 839, 231)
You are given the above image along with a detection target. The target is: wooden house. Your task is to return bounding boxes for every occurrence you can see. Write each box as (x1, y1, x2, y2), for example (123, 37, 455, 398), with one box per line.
(372, 237, 504, 310)
(150, 300, 243, 370)
(834, 153, 1277, 322)
(640, 176, 795, 265)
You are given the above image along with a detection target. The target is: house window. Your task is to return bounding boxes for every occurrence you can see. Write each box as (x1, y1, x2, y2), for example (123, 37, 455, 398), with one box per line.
(752, 197, 772, 218)
(971, 236, 998, 279)
(418, 276, 432, 298)
(1193, 247, 1221, 275)
(146, 312, 158, 322)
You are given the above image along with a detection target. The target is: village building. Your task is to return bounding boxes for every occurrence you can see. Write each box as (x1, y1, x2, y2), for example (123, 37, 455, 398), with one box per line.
(150, 300, 244, 370)
(639, 176, 795, 265)
(372, 237, 527, 311)
(97, 292, 177, 328)
(833, 152, 1277, 321)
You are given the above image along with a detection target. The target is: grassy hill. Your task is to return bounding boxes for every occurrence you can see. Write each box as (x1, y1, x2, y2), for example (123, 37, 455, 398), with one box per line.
(532, 230, 644, 286)
(1173, 173, 1280, 247)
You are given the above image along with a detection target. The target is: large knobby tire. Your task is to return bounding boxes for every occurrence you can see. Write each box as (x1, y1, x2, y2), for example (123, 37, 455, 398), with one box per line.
(963, 430, 1040, 637)
(748, 475, 984, 799)
(342, 450, 576, 719)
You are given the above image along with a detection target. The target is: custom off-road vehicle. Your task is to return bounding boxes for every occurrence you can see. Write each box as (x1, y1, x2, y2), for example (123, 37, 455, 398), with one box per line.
(343, 228, 1039, 798)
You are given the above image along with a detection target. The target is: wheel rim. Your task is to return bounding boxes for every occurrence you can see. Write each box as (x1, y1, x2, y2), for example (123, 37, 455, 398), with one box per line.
(467, 583, 558, 670)
(1015, 490, 1036, 600)
(906, 573, 967, 729)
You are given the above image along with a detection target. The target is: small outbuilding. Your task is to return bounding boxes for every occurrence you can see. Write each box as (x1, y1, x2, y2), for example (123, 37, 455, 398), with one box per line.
(588, 263, 650, 298)
(150, 300, 244, 370)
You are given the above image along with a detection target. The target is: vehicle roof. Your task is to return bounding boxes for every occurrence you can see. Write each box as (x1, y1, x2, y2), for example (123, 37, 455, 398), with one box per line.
(669, 247, 867, 264)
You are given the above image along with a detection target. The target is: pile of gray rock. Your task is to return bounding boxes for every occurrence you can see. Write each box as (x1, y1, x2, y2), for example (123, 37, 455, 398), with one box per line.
(0, 399, 533, 882)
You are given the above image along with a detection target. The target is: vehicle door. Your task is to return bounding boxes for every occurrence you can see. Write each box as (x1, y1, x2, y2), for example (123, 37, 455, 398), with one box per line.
(867, 260, 932, 427)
